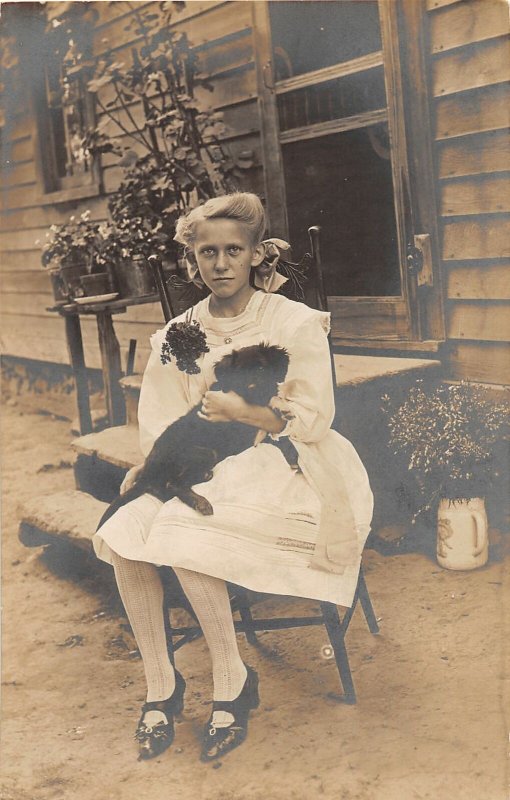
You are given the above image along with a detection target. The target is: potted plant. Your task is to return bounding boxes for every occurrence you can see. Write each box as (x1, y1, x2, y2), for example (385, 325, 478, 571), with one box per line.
(40, 210, 114, 300)
(78, 1, 239, 301)
(382, 381, 509, 570)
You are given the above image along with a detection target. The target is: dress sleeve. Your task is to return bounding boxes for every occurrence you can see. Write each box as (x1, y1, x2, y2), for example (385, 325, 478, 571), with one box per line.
(137, 331, 192, 457)
(270, 312, 334, 444)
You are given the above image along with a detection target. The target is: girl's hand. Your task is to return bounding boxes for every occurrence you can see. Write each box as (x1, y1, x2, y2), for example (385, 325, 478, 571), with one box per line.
(120, 462, 145, 494)
(198, 391, 285, 434)
(198, 390, 246, 423)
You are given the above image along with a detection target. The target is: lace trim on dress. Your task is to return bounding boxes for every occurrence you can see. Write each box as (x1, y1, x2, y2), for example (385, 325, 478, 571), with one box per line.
(200, 292, 272, 344)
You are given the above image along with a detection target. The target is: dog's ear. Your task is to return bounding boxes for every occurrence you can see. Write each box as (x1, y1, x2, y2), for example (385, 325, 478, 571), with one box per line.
(214, 349, 243, 384)
(276, 348, 290, 380)
(263, 345, 289, 378)
(213, 352, 233, 384)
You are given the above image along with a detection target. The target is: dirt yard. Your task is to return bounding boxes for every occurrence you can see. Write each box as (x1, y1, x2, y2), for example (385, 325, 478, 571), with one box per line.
(1, 391, 509, 800)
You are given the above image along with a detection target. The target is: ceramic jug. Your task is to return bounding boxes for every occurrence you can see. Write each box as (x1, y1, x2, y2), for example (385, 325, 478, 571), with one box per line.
(436, 497, 488, 570)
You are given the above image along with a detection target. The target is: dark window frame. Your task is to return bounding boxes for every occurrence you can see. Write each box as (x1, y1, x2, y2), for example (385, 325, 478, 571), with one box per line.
(30, 12, 101, 205)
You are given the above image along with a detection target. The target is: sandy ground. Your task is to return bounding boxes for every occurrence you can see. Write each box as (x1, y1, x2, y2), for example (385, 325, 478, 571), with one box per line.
(1, 392, 509, 800)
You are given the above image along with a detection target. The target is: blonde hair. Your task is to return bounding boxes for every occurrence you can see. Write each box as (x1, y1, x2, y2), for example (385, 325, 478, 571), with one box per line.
(174, 192, 266, 248)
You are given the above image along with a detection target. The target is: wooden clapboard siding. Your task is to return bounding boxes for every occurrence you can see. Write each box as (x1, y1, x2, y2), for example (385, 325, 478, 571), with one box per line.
(435, 83, 510, 140)
(3, 111, 32, 143)
(93, 0, 155, 29)
(430, 0, 509, 54)
(0, 198, 109, 233)
(0, 1, 264, 370)
(432, 36, 510, 97)
(3, 162, 36, 188)
(438, 130, 510, 178)
(446, 262, 510, 300)
(0, 250, 44, 271)
(442, 217, 510, 260)
(1, 227, 62, 251)
(193, 65, 257, 110)
(426, 0, 463, 10)
(440, 174, 510, 216)
(4, 135, 33, 163)
(0, 270, 53, 294)
(197, 30, 253, 76)
(93, 2, 246, 58)
(447, 302, 510, 341)
(428, 0, 510, 383)
(173, 2, 250, 47)
(1, 185, 41, 211)
(1, 292, 58, 317)
(2, 1, 508, 387)
(445, 341, 510, 384)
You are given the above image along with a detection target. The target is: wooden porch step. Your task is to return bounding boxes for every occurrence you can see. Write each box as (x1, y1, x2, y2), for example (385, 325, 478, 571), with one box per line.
(116, 356, 441, 416)
(71, 425, 143, 502)
(333, 354, 441, 387)
(18, 489, 107, 550)
(72, 355, 441, 511)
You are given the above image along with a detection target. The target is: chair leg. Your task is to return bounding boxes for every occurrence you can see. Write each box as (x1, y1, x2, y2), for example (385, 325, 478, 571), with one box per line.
(320, 602, 356, 704)
(234, 586, 259, 645)
(357, 567, 379, 634)
(162, 599, 176, 667)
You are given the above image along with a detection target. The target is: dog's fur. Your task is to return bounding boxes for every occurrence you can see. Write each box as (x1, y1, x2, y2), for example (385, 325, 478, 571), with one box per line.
(97, 343, 297, 529)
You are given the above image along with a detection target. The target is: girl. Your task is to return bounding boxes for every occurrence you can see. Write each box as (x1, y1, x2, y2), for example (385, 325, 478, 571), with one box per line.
(94, 192, 373, 762)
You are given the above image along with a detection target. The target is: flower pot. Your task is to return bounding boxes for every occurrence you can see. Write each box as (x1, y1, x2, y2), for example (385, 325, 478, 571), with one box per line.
(115, 256, 157, 299)
(437, 497, 488, 570)
(48, 269, 67, 303)
(60, 262, 89, 299)
(81, 272, 114, 297)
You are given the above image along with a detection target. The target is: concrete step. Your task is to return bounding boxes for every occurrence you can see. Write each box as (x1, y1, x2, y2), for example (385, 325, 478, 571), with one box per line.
(71, 425, 143, 502)
(18, 489, 107, 550)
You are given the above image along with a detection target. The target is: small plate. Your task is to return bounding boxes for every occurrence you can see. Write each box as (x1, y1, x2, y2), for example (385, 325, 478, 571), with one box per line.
(74, 293, 119, 305)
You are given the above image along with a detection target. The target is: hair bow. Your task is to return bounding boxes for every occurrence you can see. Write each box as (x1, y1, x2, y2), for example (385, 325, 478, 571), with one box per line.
(254, 238, 290, 293)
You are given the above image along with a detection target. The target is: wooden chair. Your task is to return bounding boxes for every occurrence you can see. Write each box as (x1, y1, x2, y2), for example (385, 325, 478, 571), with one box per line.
(155, 227, 380, 704)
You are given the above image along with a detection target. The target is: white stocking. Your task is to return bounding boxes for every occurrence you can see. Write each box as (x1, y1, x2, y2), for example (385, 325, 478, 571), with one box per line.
(111, 552, 175, 706)
(174, 568, 247, 727)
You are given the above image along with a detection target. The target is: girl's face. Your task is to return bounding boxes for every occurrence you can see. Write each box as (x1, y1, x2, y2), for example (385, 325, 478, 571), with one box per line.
(193, 218, 264, 303)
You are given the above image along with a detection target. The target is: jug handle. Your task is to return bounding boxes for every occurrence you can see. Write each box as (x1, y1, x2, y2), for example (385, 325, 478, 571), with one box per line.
(472, 510, 487, 556)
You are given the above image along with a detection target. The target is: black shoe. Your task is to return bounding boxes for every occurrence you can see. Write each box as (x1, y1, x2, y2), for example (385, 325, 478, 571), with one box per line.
(200, 665, 259, 762)
(135, 671, 186, 761)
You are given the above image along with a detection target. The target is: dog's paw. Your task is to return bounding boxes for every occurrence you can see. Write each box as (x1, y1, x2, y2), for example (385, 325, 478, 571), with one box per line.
(195, 495, 214, 516)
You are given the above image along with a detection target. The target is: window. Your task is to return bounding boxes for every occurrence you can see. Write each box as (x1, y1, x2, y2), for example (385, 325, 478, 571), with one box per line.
(31, 4, 99, 200)
(254, 0, 444, 347)
(43, 54, 94, 189)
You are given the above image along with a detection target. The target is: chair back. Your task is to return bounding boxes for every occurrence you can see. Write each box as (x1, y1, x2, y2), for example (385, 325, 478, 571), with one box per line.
(307, 225, 338, 386)
(307, 225, 329, 314)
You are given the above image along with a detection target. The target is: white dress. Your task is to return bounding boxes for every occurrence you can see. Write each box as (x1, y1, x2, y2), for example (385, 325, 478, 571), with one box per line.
(93, 291, 373, 606)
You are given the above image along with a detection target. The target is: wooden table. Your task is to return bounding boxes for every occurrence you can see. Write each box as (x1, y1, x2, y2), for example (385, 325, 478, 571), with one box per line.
(51, 294, 160, 434)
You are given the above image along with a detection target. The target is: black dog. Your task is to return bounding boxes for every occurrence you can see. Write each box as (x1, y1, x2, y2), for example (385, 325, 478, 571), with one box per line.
(97, 343, 298, 529)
